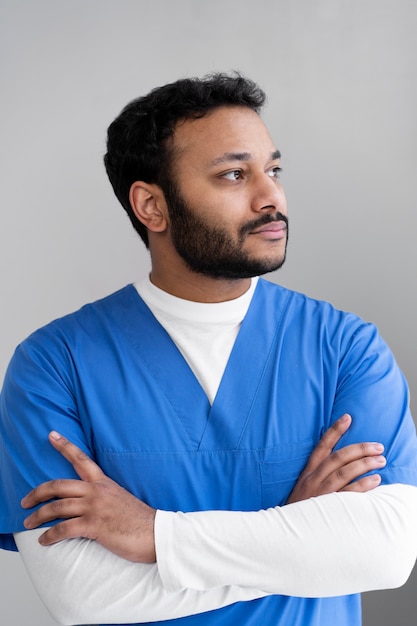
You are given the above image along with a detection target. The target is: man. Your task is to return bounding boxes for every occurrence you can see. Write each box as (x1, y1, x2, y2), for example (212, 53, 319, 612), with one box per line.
(1, 73, 417, 625)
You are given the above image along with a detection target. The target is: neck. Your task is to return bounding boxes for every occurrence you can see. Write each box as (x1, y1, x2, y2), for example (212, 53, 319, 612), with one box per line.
(147, 236, 253, 303)
(149, 267, 252, 303)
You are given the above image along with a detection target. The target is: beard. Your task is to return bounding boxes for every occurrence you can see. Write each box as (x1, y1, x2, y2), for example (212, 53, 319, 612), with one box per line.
(163, 182, 289, 280)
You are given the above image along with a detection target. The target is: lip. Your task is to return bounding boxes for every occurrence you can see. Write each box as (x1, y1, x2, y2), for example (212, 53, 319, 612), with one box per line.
(251, 220, 287, 239)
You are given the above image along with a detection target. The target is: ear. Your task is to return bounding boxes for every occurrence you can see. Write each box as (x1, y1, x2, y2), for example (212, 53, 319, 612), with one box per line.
(129, 182, 168, 234)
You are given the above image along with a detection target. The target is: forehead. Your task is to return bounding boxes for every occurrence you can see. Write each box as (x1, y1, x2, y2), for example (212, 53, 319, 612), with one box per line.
(170, 106, 277, 166)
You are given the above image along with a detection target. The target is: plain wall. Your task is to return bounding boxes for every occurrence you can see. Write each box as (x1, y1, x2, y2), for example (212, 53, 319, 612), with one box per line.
(0, 1, 416, 624)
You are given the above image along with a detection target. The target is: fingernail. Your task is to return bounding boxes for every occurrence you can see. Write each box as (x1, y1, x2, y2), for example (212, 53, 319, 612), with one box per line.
(372, 443, 384, 453)
(49, 431, 62, 441)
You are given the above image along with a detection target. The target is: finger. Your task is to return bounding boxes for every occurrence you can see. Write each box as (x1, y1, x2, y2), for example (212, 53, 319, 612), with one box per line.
(24, 497, 88, 529)
(302, 414, 352, 473)
(37, 518, 91, 546)
(48, 431, 104, 482)
(320, 453, 386, 492)
(21, 478, 88, 509)
(342, 473, 382, 493)
(313, 442, 385, 484)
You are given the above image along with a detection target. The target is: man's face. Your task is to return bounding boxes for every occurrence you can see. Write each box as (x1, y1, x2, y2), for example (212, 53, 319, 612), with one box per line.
(163, 106, 288, 280)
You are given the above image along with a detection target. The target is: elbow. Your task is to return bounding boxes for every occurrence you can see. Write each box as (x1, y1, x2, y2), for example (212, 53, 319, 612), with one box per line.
(368, 485, 417, 591)
(378, 538, 417, 590)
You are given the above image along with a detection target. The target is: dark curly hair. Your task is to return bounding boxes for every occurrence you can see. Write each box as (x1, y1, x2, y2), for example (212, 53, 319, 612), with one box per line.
(103, 72, 266, 247)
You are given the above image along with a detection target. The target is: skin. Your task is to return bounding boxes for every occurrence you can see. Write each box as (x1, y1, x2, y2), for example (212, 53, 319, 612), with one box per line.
(21, 106, 387, 561)
(21, 415, 386, 562)
(129, 106, 288, 302)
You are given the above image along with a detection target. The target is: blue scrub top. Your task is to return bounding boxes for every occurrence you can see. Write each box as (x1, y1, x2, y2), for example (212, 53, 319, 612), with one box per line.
(1, 278, 417, 625)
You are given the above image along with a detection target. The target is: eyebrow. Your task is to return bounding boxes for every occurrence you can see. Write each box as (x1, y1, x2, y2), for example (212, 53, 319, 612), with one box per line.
(209, 149, 281, 167)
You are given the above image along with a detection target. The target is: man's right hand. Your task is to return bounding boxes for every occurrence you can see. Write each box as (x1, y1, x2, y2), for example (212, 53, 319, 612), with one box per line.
(287, 414, 386, 504)
(21, 431, 156, 563)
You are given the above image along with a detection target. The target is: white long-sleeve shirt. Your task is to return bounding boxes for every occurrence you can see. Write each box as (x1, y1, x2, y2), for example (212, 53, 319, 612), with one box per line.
(14, 485, 417, 624)
(14, 278, 417, 624)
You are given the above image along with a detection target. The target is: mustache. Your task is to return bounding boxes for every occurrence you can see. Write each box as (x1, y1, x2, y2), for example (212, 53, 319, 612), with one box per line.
(239, 212, 289, 237)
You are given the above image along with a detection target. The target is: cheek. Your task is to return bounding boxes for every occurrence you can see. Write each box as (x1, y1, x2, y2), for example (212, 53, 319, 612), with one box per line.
(179, 182, 249, 230)
(206, 193, 249, 225)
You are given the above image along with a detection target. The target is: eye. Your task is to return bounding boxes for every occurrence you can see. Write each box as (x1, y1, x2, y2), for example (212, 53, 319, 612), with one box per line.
(268, 166, 282, 179)
(221, 170, 243, 181)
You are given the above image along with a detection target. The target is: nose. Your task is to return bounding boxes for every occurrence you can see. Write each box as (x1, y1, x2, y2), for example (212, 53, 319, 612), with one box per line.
(250, 173, 287, 215)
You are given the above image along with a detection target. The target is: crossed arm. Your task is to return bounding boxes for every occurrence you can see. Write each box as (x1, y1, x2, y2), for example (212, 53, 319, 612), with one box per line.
(15, 414, 417, 624)
(21, 414, 384, 559)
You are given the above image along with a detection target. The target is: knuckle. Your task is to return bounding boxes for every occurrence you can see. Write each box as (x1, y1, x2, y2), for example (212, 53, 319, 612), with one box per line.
(25, 512, 38, 528)
(51, 499, 64, 513)
(50, 478, 65, 491)
(366, 454, 386, 468)
(314, 438, 332, 457)
(301, 473, 315, 492)
(50, 523, 66, 540)
(364, 456, 375, 468)
(315, 437, 328, 450)
(335, 467, 347, 481)
(75, 448, 90, 462)
(58, 438, 72, 454)
(331, 448, 344, 463)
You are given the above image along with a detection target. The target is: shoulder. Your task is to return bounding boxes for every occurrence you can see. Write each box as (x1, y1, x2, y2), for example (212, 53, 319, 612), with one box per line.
(256, 278, 381, 349)
(8, 285, 138, 369)
(256, 277, 359, 321)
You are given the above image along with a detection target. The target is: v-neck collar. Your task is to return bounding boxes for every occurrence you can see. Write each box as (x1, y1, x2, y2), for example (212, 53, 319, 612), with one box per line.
(123, 280, 289, 450)
(198, 279, 289, 450)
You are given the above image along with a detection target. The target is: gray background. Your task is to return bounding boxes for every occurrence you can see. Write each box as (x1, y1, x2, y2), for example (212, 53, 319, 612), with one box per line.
(0, 1, 416, 624)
